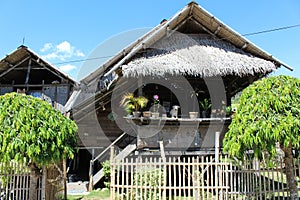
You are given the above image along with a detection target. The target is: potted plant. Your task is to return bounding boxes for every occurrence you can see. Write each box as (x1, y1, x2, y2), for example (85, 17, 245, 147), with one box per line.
(120, 93, 148, 117)
(189, 111, 199, 119)
(143, 111, 152, 118)
(199, 98, 211, 118)
(189, 89, 199, 119)
(150, 94, 160, 118)
(225, 105, 232, 117)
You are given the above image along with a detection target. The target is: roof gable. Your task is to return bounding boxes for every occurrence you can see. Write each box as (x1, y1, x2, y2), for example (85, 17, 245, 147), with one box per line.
(81, 1, 292, 87)
(0, 45, 78, 85)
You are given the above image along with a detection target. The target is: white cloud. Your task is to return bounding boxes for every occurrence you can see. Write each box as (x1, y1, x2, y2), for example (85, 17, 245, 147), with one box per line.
(75, 50, 85, 57)
(59, 64, 77, 73)
(40, 43, 53, 52)
(41, 41, 85, 61)
(56, 41, 72, 53)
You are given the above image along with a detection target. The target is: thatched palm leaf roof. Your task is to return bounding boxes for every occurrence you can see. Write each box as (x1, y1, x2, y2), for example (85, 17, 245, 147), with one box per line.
(122, 33, 276, 78)
(67, 2, 292, 112)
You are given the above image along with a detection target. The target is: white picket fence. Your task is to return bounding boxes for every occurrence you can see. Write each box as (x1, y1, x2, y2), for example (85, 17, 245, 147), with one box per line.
(110, 153, 300, 199)
(0, 161, 44, 200)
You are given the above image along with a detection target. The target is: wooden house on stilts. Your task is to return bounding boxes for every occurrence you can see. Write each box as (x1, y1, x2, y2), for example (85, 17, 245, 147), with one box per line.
(65, 1, 293, 189)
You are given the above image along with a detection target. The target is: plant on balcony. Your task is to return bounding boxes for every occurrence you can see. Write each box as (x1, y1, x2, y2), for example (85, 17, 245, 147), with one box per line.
(151, 95, 160, 111)
(120, 93, 148, 117)
(225, 105, 232, 117)
(199, 98, 211, 117)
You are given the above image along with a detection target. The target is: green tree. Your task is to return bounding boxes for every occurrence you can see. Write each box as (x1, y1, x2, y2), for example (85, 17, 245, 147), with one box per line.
(223, 75, 300, 199)
(0, 92, 77, 200)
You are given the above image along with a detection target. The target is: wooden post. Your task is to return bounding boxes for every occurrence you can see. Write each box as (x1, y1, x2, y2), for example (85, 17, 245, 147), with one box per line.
(42, 167, 46, 200)
(25, 59, 32, 91)
(88, 160, 93, 192)
(54, 85, 57, 109)
(91, 148, 95, 174)
(88, 148, 95, 192)
(110, 146, 115, 200)
(215, 131, 220, 199)
(42, 80, 45, 99)
(159, 141, 166, 163)
(159, 141, 167, 200)
(138, 76, 143, 96)
(215, 131, 220, 163)
(63, 159, 67, 200)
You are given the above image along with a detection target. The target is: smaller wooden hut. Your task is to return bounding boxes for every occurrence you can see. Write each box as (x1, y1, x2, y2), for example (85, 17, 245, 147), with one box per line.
(0, 45, 78, 112)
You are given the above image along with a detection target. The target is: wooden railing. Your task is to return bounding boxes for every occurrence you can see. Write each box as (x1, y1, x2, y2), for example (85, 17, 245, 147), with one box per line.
(110, 151, 300, 199)
(88, 132, 130, 190)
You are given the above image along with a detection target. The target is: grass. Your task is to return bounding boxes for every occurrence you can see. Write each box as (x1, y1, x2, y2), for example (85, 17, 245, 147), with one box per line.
(67, 189, 110, 200)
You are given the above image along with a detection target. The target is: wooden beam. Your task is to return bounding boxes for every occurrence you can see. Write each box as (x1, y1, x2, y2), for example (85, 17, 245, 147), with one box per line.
(25, 59, 32, 85)
(0, 83, 70, 87)
(138, 76, 142, 96)
(190, 18, 216, 37)
(241, 42, 248, 50)
(214, 25, 221, 35)
(173, 15, 193, 32)
(14, 67, 46, 70)
(0, 56, 30, 78)
(2, 60, 14, 67)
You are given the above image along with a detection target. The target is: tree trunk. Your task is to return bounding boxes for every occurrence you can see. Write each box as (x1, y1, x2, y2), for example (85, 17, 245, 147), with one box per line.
(282, 146, 298, 200)
(29, 164, 40, 200)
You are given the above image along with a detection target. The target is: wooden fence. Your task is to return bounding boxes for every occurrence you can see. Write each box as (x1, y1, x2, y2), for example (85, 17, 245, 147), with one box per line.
(0, 161, 45, 200)
(110, 153, 300, 199)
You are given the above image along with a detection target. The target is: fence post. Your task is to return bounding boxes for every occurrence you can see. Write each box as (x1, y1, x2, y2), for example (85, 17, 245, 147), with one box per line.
(110, 146, 115, 200)
(63, 159, 67, 200)
(88, 161, 93, 192)
(215, 131, 221, 199)
(215, 131, 220, 163)
(41, 167, 46, 200)
(159, 141, 167, 200)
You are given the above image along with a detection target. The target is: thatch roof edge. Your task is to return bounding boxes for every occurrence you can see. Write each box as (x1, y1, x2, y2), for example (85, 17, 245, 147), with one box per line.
(194, 3, 293, 71)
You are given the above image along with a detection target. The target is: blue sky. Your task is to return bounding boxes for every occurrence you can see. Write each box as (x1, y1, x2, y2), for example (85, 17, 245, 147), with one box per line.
(1, 0, 300, 81)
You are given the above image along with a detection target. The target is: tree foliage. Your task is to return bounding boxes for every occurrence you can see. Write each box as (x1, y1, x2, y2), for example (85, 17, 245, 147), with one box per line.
(223, 75, 300, 159)
(0, 92, 78, 167)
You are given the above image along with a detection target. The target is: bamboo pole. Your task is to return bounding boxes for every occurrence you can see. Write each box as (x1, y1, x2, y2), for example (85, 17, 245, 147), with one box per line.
(110, 146, 115, 200)
(63, 159, 67, 200)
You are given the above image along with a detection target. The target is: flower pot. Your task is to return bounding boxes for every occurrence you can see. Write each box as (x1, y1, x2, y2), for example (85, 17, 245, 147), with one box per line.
(151, 112, 159, 118)
(201, 111, 208, 118)
(143, 111, 152, 118)
(133, 111, 141, 118)
(189, 112, 198, 119)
